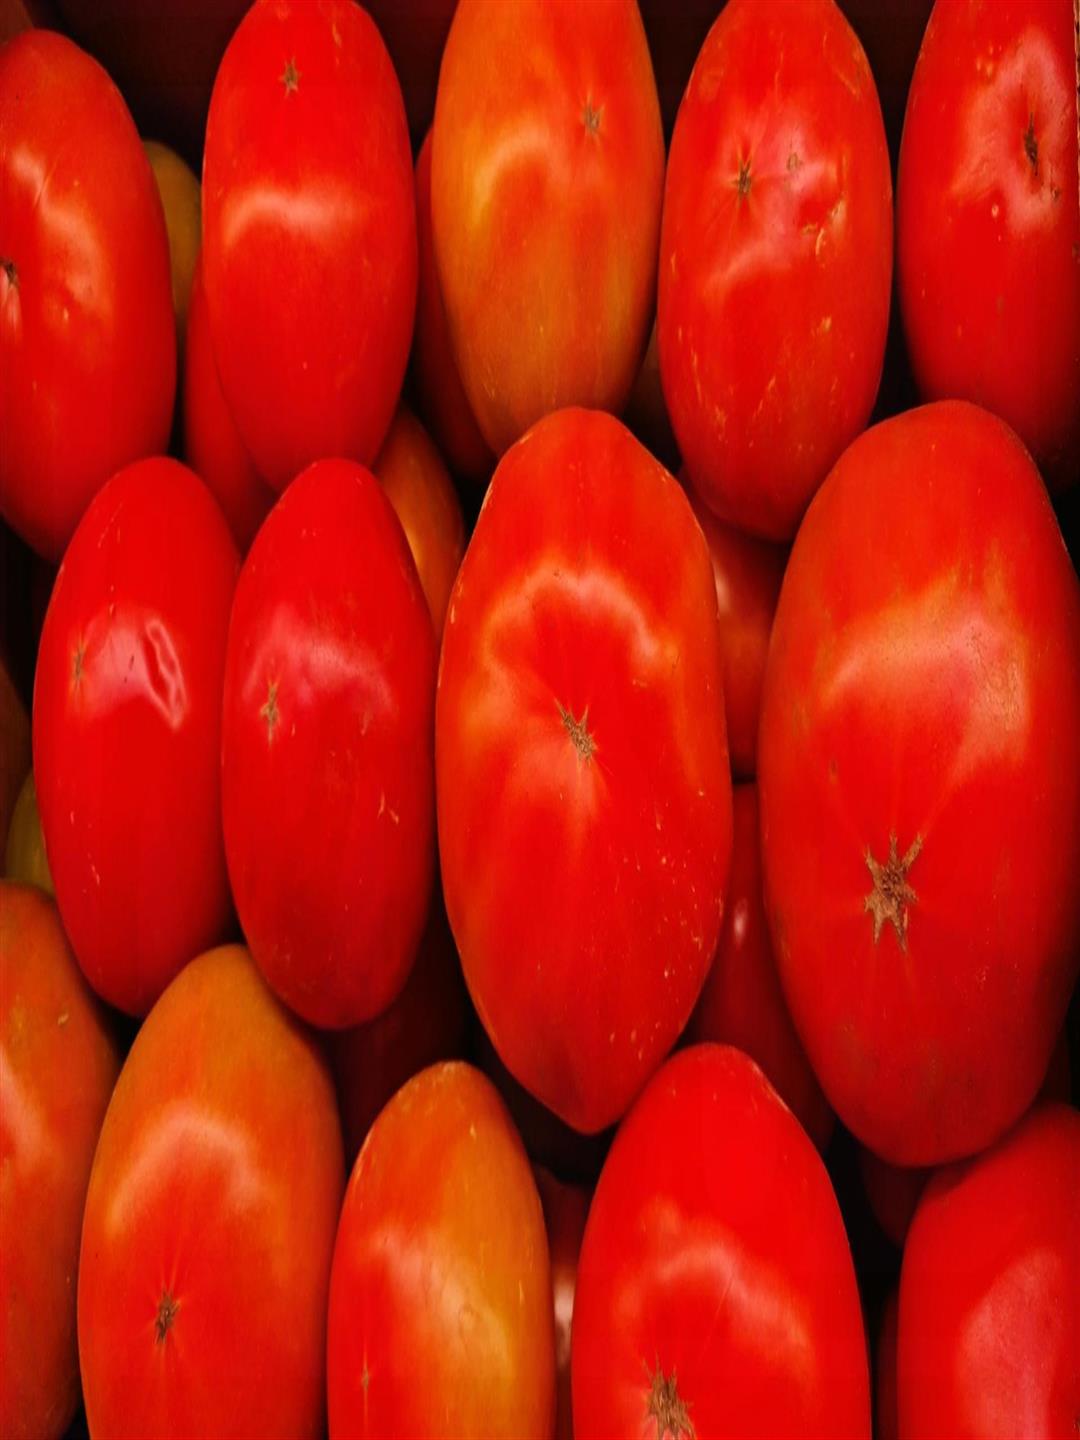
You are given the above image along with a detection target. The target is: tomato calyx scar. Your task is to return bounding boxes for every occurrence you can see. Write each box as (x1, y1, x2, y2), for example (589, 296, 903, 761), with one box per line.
(260, 681, 280, 744)
(644, 1360, 695, 1440)
(154, 1290, 179, 1344)
(582, 99, 603, 136)
(558, 701, 595, 762)
(0, 258, 17, 291)
(863, 833, 923, 951)
(735, 159, 752, 200)
(280, 57, 300, 96)
(1022, 113, 1038, 177)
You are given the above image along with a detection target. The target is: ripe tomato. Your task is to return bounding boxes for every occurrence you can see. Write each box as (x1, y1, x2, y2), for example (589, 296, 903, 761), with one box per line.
(143, 140, 200, 342)
(4, 772, 53, 895)
(897, 0, 1080, 492)
(898, 1103, 1080, 1436)
(686, 783, 834, 1151)
(572, 1045, 871, 1437)
(659, 0, 892, 540)
(0, 30, 175, 561)
(203, 0, 416, 490)
(221, 457, 436, 1029)
(327, 1061, 555, 1439)
(858, 1149, 930, 1249)
(0, 883, 120, 1440)
(431, 0, 664, 456)
(78, 945, 344, 1439)
(759, 401, 1080, 1165)
(437, 409, 732, 1134)
(535, 1168, 589, 1440)
(34, 458, 238, 1016)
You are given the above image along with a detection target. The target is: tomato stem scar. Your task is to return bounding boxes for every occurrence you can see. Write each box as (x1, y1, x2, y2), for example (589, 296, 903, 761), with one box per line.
(863, 834, 923, 950)
(558, 701, 595, 762)
(0, 257, 17, 290)
(645, 1361, 696, 1440)
(154, 1291, 179, 1344)
(280, 57, 300, 95)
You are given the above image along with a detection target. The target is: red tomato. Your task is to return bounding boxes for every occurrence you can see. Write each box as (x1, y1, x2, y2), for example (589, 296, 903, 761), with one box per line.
(221, 457, 435, 1029)
(623, 321, 680, 474)
(535, 1168, 589, 1440)
(759, 401, 1080, 1165)
(876, 1289, 899, 1440)
(34, 458, 238, 1016)
(327, 1061, 556, 1439)
(183, 254, 274, 553)
(0, 31, 175, 561)
(858, 1149, 930, 1249)
(431, 0, 664, 456)
(437, 409, 732, 1134)
(686, 783, 834, 1151)
(897, 0, 1080, 492)
(659, 0, 892, 540)
(202, 0, 416, 490)
(0, 883, 120, 1440)
(78, 945, 344, 1439)
(898, 1103, 1080, 1436)
(572, 1045, 871, 1437)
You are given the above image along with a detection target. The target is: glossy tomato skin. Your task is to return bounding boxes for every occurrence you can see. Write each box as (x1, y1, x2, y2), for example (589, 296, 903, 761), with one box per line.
(759, 401, 1080, 1165)
(437, 409, 732, 1134)
(431, 0, 664, 456)
(202, 0, 416, 490)
(327, 1061, 556, 1440)
(78, 945, 344, 1439)
(0, 30, 175, 561)
(572, 1045, 871, 1437)
(222, 457, 436, 1029)
(897, 0, 1080, 492)
(535, 1168, 590, 1440)
(659, 0, 892, 540)
(33, 458, 238, 1016)
(0, 883, 120, 1440)
(898, 1103, 1080, 1437)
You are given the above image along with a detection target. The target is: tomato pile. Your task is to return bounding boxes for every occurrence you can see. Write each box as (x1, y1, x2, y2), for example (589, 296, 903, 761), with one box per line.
(1, 1, 1078, 1437)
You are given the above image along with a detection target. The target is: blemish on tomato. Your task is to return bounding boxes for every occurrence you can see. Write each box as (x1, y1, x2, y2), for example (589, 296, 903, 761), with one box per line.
(154, 1291, 179, 1344)
(260, 681, 280, 743)
(280, 56, 300, 96)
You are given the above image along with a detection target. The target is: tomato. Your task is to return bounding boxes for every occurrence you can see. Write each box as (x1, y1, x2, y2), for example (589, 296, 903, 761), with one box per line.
(33, 458, 238, 1016)
(4, 771, 52, 895)
(0, 883, 120, 1440)
(659, 0, 892, 541)
(898, 1103, 1080, 1436)
(78, 944, 344, 1439)
(222, 457, 435, 1029)
(686, 783, 834, 1151)
(858, 1149, 930, 1249)
(183, 254, 274, 553)
(759, 400, 1080, 1165)
(897, 0, 1080, 492)
(373, 407, 466, 644)
(876, 1289, 899, 1440)
(202, 0, 416, 490)
(431, 0, 664, 456)
(0, 30, 175, 561)
(363, 0, 456, 145)
(572, 1045, 871, 1437)
(143, 140, 200, 343)
(535, 1168, 589, 1440)
(838, 0, 933, 160)
(327, 1061, 555, 1439)
(437, 408, 732, 1134)
(0, 654, 29, 850)
(623, 321, 680, 474)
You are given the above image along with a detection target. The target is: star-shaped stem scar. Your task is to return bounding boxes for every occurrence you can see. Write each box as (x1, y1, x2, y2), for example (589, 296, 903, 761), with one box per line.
(280, 57, 300, 95)
(863, 833, 923, 950)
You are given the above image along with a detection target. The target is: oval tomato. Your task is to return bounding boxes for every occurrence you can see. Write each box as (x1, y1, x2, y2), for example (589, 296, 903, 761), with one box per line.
(327, 1061, 555, 1439)
(0, 30, 175, 561)
(759, 400, 1080, 1165)
(221, 457, 436, 1029)
(143, 139, 200, 342)
(535, 1167, 590, 1440)
(437, 408, 732, 1134)
(572, 1045, 871, 1437)
(202, 0, 416, 489)
(34, 458, 238, 1016)
(659, 0, 892, 540)
(858, 1149, 930, 1249)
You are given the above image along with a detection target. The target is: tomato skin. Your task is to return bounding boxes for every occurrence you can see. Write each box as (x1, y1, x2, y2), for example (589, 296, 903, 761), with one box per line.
(33, 458, 238, 1017)
(858, 1149, 930, 1249)
(534, 1168, 589, 1440)
(78, 944, 344, 1440)
(0, 882, 120, 1440)
(0, 30, 175, 561)
(897, 0, 1080, 492)
(326, 1061, 556, 1440)
(759, 400, 1080, 1165)
(221, 457, 436, 1029)
(898, 1103, 1080, 1437)
(437, 409, 732, 1134)
(572, 1045, 871, 1438)
(431, 0, 664, 456)
(659, 0, 892, 541)
(202, 0, 416, 490)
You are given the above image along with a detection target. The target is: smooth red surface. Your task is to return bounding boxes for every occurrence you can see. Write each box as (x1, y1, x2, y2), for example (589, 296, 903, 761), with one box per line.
(33, 458, 238, 1016)
(898, 1103, 1080, 1437)
(572, 1045, 871, 1438)
(0, 883, 120, 1440)
(77, 945, 344, 1440)
(222, 458, 436, 1029)
(0, 30, 175, 560)
(759, 401, 1080, 1164)
(202, 0, 416, 490)
(898, 0, 1080, 491)
(431, 0, 664, 455)
(437, 409, 732, 1134)
(659, 0, 892, 540)
(327, 1062, 556, 1439)
(535, 1168, 589, 1440)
